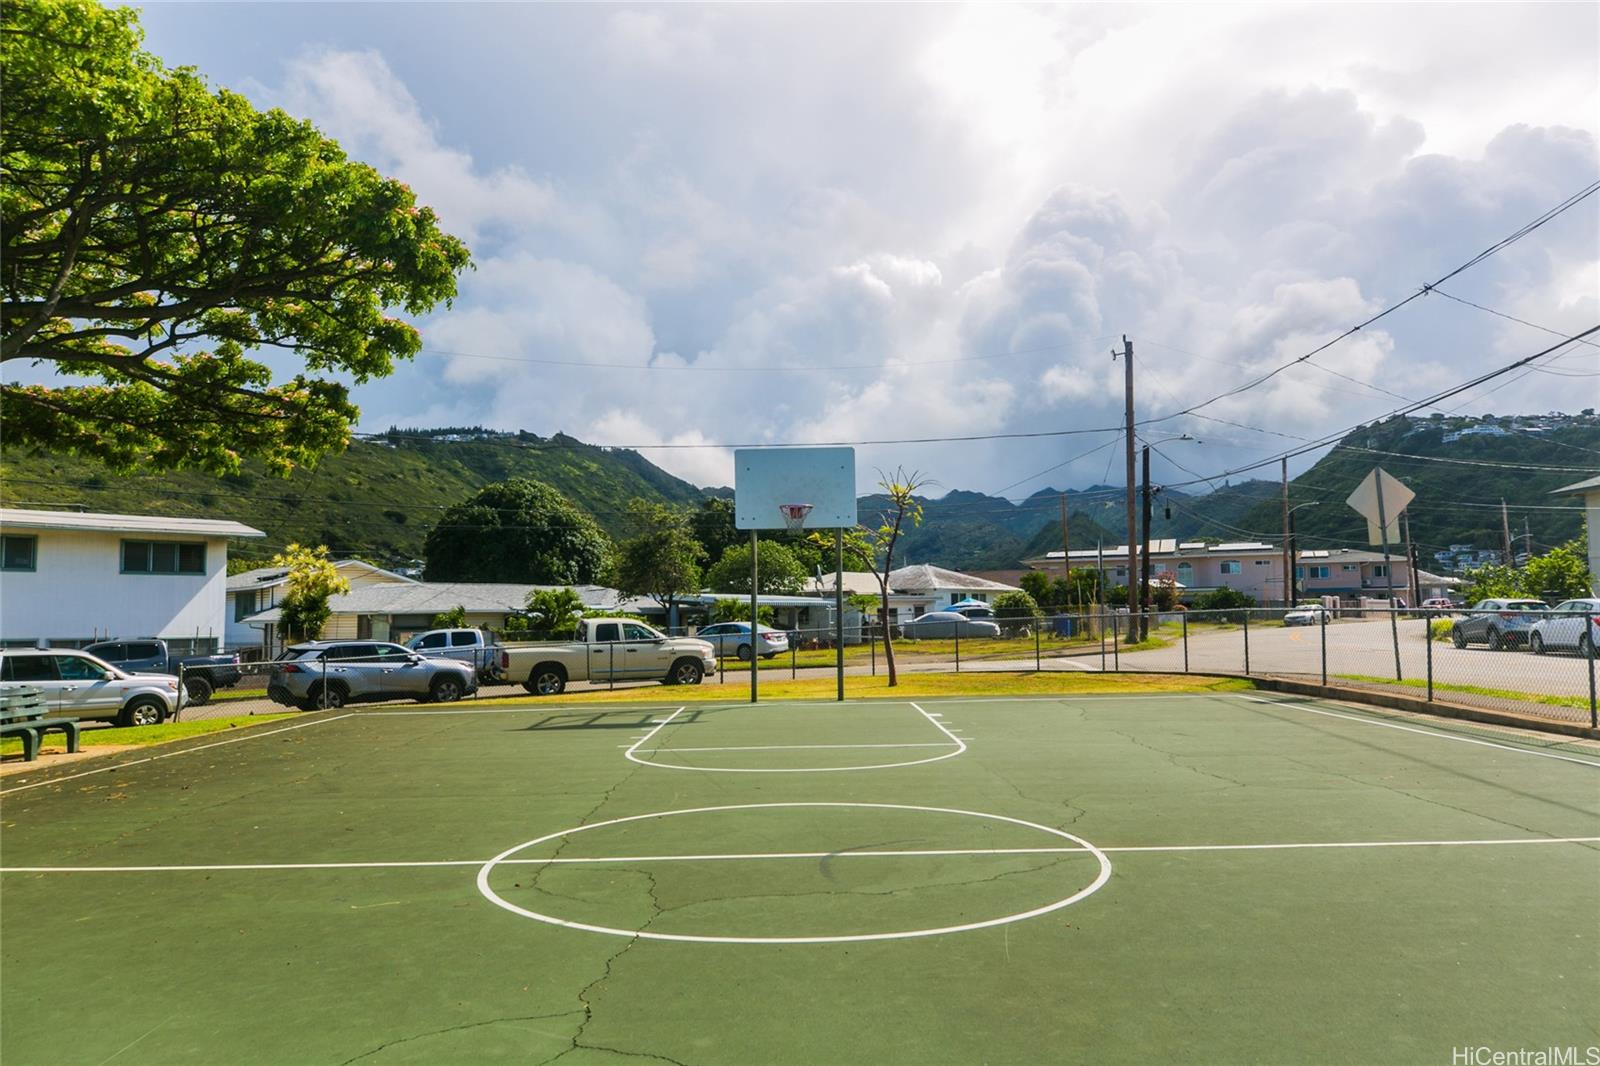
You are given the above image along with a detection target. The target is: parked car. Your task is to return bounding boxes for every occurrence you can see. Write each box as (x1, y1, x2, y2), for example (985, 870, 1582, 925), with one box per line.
(946, 603, 997, 621)
(1282, 604, 1330, 626)
(898, 612, 1002, 639)
(403, 628, 504, 682)
(1528, 598, 1600, 658)
(501, 619, 716, 696)
(0, 648, 182, 726)
(266, 641, 477, 711)
(82, 638, 241, 705)
(1449, 599, 1550, 650)
(695, 622, 790, 660)
(1419, 598, 1456, 612)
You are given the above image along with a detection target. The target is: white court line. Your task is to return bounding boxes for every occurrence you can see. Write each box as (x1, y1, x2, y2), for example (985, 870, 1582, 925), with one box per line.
(0, 714, 358, 796)
(621, 706, 686, 764)
(651, 742, 958, 753)
(8, 836, 1596, 874)
(626, 703, 967, 773)
(1239, 696, 1600, 769)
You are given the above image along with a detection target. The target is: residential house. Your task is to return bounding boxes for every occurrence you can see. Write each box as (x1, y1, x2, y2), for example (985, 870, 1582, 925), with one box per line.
(1551, 474, 1600, 590)
(0, 508, 263, 651)
(807, 565, 1021, 629)
(244, 582, 623, 651)
(1023, 541, 1436, 606)
(226, 560, 418, 653)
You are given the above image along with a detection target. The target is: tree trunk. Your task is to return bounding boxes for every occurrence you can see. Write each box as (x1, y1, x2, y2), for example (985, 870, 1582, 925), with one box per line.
(880, 593, 897, 687)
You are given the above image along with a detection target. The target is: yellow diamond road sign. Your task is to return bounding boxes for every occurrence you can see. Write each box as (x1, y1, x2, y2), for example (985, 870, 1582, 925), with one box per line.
(1346, 467, 1414, 546)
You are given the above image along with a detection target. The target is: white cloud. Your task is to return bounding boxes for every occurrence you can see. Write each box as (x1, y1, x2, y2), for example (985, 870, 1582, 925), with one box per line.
(215, 4, 1599, 499)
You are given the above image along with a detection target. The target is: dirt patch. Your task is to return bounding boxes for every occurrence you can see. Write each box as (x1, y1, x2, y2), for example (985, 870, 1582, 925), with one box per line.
(1, 745, 139, 777)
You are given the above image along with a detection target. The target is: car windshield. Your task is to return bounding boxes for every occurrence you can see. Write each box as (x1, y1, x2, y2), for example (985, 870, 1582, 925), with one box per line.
(1506, 602, 1547, 610)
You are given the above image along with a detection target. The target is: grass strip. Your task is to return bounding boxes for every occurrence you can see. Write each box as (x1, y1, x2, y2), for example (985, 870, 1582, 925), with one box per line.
(1, 713, 299, 755)
(453, 670, 1254, 707)
(1334, 674, 1590, 710)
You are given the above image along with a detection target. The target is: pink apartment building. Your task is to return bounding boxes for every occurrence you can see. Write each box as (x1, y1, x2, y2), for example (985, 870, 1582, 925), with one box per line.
(1024, 540, 1459, 606)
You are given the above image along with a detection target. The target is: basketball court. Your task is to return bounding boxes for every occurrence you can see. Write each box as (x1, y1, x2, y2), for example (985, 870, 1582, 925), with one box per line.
(3, 689, 1597, 1064)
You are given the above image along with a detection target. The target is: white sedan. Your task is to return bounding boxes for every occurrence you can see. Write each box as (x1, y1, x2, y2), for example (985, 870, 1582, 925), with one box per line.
(1282, 604, 1331, 626)
(1528, 598, 1599, 658)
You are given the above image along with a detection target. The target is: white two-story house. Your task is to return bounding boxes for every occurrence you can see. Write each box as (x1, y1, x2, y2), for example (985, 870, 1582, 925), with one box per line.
(0, 508, 264, 653)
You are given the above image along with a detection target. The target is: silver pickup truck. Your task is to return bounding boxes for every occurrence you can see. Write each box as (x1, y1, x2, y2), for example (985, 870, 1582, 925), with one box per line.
(403, 628, 504, 682)
(501, 619, 716, 696)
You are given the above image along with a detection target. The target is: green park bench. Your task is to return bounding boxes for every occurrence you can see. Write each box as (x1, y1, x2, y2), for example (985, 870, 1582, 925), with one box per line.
(0, 687, 82, 762)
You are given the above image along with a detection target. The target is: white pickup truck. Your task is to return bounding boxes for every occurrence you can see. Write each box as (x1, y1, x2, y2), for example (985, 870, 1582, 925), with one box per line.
(501, 619, 717, 696)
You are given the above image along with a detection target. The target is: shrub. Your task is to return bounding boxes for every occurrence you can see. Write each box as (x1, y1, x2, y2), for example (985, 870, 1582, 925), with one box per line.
(1429, 618, 1455, 642)
(1192, 587, 1255, 623)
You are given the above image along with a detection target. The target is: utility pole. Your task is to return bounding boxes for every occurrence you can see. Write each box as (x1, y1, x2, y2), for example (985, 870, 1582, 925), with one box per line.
(1059, 493, 1073, 613)
(1501, 499, 1513, 565)
(1523, 517, 1532, 563)
(1281, 458, 1292, 610)
(1375, 474, 1403, 679)
(1139, 445, 1153, 640)
(1115, 336, 1137, 639)
(1402, 510, 1421, 608)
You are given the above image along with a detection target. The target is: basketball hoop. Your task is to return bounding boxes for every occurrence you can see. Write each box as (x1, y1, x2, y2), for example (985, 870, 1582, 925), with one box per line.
(777, 503, 814, 533)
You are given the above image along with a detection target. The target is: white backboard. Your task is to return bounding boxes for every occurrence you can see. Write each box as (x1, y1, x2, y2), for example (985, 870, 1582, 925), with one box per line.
(734, 447, 857, 530)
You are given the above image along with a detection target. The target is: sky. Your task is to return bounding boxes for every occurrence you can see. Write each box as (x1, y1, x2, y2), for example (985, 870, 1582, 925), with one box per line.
(120, 3, 1600, 495)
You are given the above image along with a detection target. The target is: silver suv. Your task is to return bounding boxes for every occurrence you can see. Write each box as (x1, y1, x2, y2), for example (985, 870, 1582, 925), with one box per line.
(0, 649, 183, 726)
(266, 641, 477, 711)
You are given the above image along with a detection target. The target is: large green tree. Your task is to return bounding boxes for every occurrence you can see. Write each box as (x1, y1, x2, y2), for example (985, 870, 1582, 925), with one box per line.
(423, 479, 611, 584)
(704, 540, 809, 595)
(614, 500, 705, 622)
(1, 0, 470, 474)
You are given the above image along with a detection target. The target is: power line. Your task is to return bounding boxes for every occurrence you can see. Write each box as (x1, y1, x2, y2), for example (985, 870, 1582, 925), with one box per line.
(1137, 179, 1600, 429)
(1156, 325, 1600, 490)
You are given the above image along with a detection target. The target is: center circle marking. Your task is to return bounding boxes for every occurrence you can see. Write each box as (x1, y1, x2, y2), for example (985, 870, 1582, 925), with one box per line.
(475, 801, 1112, 944)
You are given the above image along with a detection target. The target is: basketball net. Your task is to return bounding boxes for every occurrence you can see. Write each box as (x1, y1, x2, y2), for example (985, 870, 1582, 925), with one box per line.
(778, 503, 814, 533)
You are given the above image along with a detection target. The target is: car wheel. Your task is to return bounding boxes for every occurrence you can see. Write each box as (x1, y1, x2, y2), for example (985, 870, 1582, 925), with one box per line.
(428, 676, 464, 703)
(1530, 633, 1545, 656)
(736, 644, 752, 661)
(668, 658, 704, 686)
(118, 697, 166, 728)
(1487, 628, 1504, 651)
(1582, 633, 1596, 660)
(525, 666, 566, 696)
(1451, 627, 1467, 649)
(183, 675, 214, 706)
(306, 683, 346, 710)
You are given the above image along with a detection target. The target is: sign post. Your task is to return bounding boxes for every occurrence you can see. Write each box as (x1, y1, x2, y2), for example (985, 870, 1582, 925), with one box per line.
(1347, 467, 1414, 681)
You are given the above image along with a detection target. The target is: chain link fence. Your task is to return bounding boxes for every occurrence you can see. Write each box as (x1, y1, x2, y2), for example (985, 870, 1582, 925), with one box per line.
(165, 604, 1596, 729)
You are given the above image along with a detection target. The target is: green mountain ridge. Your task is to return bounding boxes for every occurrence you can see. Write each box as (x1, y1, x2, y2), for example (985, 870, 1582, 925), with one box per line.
(4, 414, 1592, 575)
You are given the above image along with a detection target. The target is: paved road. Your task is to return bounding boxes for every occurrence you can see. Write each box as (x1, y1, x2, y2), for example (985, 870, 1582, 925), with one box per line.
(174, 618, 1592, 724)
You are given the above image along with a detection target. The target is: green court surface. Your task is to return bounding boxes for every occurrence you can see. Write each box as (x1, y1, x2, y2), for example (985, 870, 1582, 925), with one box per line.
(2, 692, 1597, 1064)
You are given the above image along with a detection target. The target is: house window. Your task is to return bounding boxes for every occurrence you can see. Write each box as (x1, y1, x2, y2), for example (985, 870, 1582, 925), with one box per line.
(0, 535, 36, 571)
(121, 540, 206, 575)
(1153, 564, 1168, 574)
(1219, 561, 1241, 575)
(1371, 564, 1387, 578)
(1341, 564, 1357, 572)
(1177, 563, 1193, 583)
(234, 591, 256, 622)
(1254, 559, 1271, 566)
(1307, 566, 1330, 580)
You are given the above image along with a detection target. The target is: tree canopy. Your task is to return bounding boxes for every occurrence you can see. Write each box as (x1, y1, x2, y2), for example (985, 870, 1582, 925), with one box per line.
(423, 479, 611, 584)
(1, 0, 470, 474)
(1461, 538, 1593, 603)
(613, 500, 705, 615)
(272, 543, 349, 641)
(704, 540, 809, 595)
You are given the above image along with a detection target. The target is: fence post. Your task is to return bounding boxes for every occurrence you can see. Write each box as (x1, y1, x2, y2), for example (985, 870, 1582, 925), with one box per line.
(1111, 612, 1119, 671)
(1243, 610, 1251, 676)
(1099, 610, 1106, 672)
(321, 653, 329, 709)
(610, 643, 616, 691)
(1426, 614, 1434, 702)
(1588, 636, 1597, 729)
(176, 662, 186, 722)
(1182, 612, 1189, 674)
(871, 626, 876, 676)
(1320, 612, 1327, 686)
(955, 626, 960, 673)
(1035, 623, 1041, 672)
(792, 636, 797, 681)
